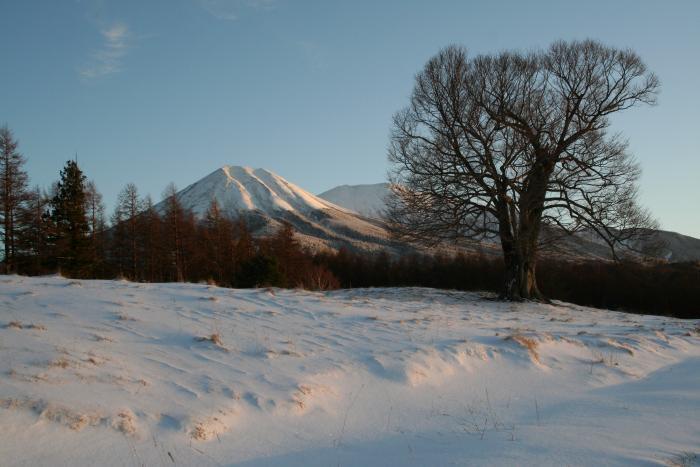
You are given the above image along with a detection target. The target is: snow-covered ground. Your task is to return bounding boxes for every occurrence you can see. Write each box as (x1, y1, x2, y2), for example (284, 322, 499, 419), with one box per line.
(1, 276, 698, 466)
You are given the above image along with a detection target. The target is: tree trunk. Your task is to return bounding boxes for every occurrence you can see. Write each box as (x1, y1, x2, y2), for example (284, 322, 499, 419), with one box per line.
(499, 164, 550, 302)
(3, 233, 9, 274)
(501, 235, 544, 301)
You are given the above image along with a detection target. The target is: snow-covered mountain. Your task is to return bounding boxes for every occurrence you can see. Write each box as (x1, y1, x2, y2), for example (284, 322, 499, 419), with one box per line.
(174, 166, 352, 217)
(156, 166, 400, 253)
(317, 183, 390, 219)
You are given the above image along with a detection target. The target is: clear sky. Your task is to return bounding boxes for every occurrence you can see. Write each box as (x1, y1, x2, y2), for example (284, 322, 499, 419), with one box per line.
(1, 0, 699, 237)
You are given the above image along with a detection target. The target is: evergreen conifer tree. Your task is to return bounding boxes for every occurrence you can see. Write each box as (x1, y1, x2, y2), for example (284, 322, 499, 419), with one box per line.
(49, 160, 92, 277)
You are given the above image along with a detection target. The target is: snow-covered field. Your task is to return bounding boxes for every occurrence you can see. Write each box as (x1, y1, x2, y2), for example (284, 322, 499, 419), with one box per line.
(1, 276, 698, 466)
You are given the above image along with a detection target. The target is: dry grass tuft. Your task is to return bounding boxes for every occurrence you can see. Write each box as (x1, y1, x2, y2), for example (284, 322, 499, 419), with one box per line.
(49, 358, 71, 369)
(605, 339, 635, 356)
(4, 398, 102, 431)
(504, 333, 540, 363)
(93, 333, 114, 342)
(195, 333, 225, 349)
(4, 321, 46, 331)
(112, 410, 137, 435)
(0, 398, 139, 435)
(6, 321, 24, 329)
(191, 423, 208, 440)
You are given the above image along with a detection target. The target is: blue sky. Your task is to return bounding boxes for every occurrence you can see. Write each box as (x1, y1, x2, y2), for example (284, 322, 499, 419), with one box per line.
(1, 0, 699, 237)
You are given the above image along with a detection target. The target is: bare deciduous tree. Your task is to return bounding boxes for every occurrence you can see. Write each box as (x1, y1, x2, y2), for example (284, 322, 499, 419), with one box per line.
(387, 40, 659, 300)
(112, 183, 144, 279)
(16, 186, 49, 274)
(0, 125, 29, 273)
(162, 183, 193, 283)
(85, 180, 107, 276)
(85, 181, 106, 238)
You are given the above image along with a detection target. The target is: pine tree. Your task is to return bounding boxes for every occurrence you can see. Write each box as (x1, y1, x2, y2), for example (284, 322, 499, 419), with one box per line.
(49, 160, 92, 277)
(0, 126, 29, 273)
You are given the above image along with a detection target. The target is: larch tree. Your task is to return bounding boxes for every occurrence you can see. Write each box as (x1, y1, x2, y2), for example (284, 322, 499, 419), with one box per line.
(201, 198, 237, 284)
(0, 126, 29, 273)
(138, 195, 164, 282)
(161, 183, 194, 282)
(111, 183, 143, 279)
(387, 40, 659, 301)
(85, 180, 107, 276)
(16, 186, 49, 274)
(262, 221, 304, 287)
(85, 181, 106, 239)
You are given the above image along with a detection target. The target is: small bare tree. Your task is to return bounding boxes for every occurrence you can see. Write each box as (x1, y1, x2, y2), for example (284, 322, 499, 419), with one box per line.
(387, 40, 659, 300)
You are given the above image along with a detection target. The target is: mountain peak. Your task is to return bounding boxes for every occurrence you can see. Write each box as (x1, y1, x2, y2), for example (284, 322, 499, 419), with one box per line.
(173, 165, 340, 216)
(155, 165, 395, 253)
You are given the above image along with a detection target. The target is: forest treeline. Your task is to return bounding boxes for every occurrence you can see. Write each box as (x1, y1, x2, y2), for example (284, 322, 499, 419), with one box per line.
(319, 250, 700, 319)
(1, 126, 698, 318)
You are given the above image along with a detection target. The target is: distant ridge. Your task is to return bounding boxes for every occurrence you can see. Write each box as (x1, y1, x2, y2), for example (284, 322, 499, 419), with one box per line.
(318, 183, 390, 219)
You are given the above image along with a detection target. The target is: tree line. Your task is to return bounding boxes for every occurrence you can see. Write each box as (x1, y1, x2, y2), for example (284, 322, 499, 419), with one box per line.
(317, 249, 699, 319)
(0, 125, 338, 288)
(1, 124, 697, 318)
